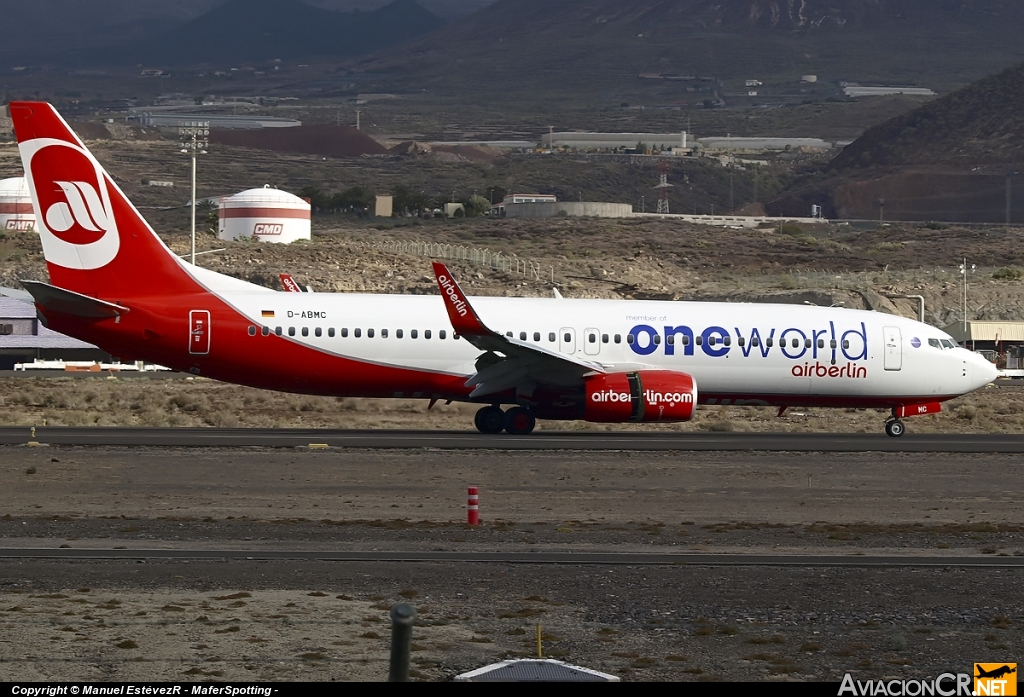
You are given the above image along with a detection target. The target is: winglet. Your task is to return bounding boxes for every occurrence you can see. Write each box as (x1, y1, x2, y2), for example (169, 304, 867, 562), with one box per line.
(279, 273, 302, 293)
(432, 261, 490, 338)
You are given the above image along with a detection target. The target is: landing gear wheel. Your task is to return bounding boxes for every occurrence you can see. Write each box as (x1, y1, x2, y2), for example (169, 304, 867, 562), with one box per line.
(474, 406, 505, 434)
(503, 406, 536, 435)
(885, 419, 905, 437)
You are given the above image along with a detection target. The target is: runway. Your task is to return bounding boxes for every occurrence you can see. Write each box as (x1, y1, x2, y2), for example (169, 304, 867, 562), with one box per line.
(4, 426, 1024, 451)
(2, 547, 1023, 567)
(3, 436, 1024, 681)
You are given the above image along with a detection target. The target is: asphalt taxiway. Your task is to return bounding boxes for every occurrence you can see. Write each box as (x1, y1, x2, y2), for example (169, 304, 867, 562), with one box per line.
(3, 426, 1024, 451)
(2, 548, 1023, 567)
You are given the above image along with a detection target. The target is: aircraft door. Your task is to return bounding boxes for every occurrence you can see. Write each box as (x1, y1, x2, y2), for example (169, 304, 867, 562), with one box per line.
(883, 326, 902, 371)
(559, 327, 576, 354)
(584, 327, 600, 356)
(189, 310, 211, 355)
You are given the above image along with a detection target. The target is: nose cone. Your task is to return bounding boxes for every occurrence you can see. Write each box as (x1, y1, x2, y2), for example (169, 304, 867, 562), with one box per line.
(968, 351, 999, 391)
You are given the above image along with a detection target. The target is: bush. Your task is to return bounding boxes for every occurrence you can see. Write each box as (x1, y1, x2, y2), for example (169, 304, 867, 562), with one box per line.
(992, 268, 1023, 281)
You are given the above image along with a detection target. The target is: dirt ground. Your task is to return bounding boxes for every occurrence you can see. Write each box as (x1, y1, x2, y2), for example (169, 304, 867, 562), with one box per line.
(1, 446, 1022, 682)
(0, 375, 1018, 435)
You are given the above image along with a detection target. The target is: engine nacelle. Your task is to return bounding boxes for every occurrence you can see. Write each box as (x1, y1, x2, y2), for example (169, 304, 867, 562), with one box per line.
(583, 370, 697, 423)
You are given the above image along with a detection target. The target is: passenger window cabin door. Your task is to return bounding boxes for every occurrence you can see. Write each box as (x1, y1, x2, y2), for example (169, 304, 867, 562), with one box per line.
(883, 326, 902, 371)
(559, 327, 576, 354)
(584, 327, 600, 355)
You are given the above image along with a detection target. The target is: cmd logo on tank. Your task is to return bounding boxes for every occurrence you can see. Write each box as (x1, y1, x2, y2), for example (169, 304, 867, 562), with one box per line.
(627, 321, 870, 376)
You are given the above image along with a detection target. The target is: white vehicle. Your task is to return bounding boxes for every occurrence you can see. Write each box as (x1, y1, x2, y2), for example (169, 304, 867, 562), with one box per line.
(8, 101, 997, 436)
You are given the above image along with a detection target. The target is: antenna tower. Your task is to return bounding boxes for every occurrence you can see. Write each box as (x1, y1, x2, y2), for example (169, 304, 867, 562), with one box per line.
(654, 160, 672, 214)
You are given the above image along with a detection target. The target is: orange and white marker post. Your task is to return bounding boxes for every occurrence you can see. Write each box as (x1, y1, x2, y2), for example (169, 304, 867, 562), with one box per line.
(467, 487, 479, 525)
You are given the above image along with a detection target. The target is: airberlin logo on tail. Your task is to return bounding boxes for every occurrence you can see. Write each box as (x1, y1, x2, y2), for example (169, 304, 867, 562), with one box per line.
(46, 180, 111, 238)
(437, 274, 468, 317)
(24, 139, 120, 270)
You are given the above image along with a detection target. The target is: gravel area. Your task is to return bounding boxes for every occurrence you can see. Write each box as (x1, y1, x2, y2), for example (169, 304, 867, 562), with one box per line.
(0, 445, 1022, 681)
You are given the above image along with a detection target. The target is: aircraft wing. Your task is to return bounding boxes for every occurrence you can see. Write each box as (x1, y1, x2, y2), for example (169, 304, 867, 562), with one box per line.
(432, 261, 605, 399)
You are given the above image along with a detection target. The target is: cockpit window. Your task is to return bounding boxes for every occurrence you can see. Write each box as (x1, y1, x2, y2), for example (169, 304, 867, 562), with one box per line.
(928, 338, 942, 349)
(941, 339, 956, 349)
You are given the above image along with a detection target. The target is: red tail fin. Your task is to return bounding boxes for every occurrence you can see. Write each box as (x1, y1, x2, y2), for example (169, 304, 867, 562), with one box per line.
(9, 102, 195, 299)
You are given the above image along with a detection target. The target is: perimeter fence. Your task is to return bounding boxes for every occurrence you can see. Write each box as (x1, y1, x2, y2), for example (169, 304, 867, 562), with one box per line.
(365, 238, 552, 281)
(784, 266, 998, 291)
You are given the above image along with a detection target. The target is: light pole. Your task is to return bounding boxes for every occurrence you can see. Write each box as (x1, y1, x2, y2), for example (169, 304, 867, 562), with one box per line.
(959, 258, 975, 332)
(179, 121, 209, 266)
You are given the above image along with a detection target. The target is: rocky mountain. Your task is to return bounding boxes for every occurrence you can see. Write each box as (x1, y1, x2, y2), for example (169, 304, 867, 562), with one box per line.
(831, 60, 1024, 169)
(108, 0, 444, 65)
(768, 60, 1024, 222)
(0, 0, 451, 66)
(368, 0, 1024, 100)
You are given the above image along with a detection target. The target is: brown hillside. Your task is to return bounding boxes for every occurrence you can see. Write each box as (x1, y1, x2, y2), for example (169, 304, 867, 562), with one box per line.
(209, 124, 389, 158)
(831, 61, 1024, 170)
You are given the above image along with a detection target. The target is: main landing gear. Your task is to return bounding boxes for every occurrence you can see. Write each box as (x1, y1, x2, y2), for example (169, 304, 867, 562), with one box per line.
(884, 418, 906, 438)
(474, 405, 536, 435)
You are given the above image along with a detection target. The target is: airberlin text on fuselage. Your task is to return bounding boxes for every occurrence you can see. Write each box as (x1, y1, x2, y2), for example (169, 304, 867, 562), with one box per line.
(628, 321, 869, 366)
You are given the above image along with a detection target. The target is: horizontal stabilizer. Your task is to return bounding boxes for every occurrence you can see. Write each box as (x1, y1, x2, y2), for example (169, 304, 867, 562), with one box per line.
(21, 280, 130, 319)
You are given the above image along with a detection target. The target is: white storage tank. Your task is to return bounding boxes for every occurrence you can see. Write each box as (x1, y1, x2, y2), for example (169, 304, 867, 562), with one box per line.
(218, 185, 311, 244)
(0, 177, 35, 232)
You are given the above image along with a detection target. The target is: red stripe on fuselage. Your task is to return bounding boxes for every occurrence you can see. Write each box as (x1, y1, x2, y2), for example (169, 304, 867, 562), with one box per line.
(698, 393, 959, 409)
(39, 298, 473, 399)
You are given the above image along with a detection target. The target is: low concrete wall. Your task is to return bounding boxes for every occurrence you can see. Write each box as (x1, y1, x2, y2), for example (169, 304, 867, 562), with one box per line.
(633, 212, 828, 227)
(505, 202, 634, 218)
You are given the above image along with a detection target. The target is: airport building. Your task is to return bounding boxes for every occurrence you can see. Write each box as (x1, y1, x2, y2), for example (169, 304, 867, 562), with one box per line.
(540, 132, 830, 153)
(505, 202, 634, 219)
(698, 137, 833, 152)
(129, 113, 301, 129)
(542, 132, 690, 150)
(489, 193, 557, 217)
(944, 320, 1024, 370)
(842, 86, 936, 98)
(0, 296, 106, 369)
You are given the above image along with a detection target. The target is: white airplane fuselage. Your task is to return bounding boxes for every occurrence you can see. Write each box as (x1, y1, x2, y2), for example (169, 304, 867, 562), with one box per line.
(218, 286, 989, 407)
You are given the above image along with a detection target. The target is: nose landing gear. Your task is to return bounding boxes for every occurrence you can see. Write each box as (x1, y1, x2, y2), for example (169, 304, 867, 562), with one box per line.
(884, 418, 905, 437)
(474, 405, 536, 435)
